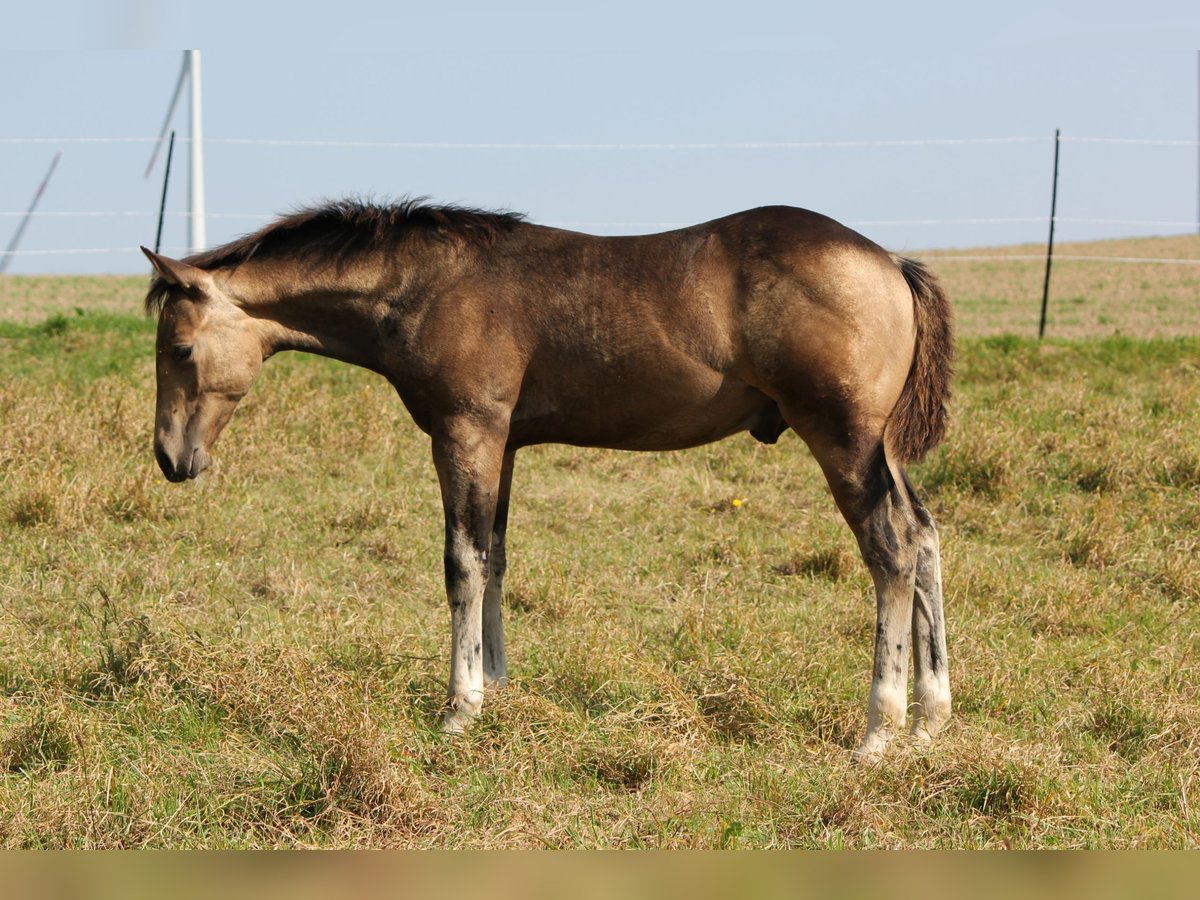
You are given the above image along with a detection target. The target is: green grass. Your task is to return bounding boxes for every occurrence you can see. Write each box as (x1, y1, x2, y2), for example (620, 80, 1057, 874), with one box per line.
(0, 272, 1198, 846)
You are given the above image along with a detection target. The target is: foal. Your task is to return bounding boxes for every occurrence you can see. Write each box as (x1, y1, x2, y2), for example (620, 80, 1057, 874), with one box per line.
(144, 200, 953, 759)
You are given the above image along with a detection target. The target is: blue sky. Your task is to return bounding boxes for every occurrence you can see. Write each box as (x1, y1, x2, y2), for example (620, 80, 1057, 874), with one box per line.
(2, 1, 1198, 273)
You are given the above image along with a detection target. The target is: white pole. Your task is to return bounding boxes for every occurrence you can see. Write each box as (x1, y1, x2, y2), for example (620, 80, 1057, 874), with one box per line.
(188, 49, 207, 254)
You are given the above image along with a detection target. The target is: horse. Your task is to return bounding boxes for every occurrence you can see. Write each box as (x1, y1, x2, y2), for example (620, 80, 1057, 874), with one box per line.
(142, 198, 954, 760)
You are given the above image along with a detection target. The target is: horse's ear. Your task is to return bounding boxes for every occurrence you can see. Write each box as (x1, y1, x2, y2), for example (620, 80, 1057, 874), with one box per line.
(141, 247, 214, 298)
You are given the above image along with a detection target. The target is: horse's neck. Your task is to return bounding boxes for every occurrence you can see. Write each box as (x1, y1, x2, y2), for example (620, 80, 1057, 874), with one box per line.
(238, 274, 391, 373)
(229, 247, 460, 374)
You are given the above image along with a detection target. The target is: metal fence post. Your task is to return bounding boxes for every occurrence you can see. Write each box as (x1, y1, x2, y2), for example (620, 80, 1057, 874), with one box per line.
(1038, 128, 1061, 339)
(154, 131, 176, 255)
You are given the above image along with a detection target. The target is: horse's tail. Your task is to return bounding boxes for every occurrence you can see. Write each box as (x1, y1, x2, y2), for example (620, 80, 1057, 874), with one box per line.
(888, 256, 954, 464)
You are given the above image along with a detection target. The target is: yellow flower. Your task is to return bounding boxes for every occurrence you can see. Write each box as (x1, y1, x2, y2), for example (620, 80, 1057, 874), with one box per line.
(731, 498, 743, 508)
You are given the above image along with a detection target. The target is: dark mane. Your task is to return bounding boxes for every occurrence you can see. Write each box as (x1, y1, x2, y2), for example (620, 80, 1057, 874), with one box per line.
(145, 198, 526, 314)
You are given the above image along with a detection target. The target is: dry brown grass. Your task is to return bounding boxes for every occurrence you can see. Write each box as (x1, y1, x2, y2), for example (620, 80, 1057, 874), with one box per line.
(924, 234, 1200, 338)
(0, 250, 1198, 846)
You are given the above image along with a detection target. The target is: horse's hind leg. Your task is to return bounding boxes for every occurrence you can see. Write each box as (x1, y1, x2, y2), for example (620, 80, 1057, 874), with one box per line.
(802, 434, 923, 761)
(482, 451, 515, 688)
(905, 473, 951, 741)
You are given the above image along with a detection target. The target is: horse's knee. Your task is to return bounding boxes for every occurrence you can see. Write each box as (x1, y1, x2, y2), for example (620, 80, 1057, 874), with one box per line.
(444, 528, 488, 605)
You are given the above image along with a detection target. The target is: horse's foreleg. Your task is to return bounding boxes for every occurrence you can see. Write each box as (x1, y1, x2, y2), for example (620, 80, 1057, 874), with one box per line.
(482, 451, 515, 687)
(432, 418, 509, 734)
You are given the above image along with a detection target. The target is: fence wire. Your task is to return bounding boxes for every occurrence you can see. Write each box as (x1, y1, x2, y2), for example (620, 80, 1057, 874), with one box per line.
(1, 132, 1198, 265)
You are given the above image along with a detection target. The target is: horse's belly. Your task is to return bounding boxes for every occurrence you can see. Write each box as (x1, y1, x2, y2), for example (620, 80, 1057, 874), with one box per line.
(509, 371, 773, 451)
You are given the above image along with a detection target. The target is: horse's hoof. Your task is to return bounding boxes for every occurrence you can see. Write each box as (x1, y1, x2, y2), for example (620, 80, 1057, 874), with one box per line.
(850, 746, 883, 766)
(851, 730, 892, 765)
(440, 709, 476, 735)
(441, 695, 481, 735)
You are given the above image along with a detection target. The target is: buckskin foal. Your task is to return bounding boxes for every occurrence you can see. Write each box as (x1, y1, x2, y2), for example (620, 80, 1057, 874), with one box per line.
(143, 199, 953, 760)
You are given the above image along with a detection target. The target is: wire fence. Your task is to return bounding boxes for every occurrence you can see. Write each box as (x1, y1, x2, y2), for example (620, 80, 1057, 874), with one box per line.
(0, 135, 1194, 146)
(2, 133, 1198, 266)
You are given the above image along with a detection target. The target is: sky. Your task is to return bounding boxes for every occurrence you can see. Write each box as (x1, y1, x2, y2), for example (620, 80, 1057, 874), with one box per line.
(2, 1, 1199, 274)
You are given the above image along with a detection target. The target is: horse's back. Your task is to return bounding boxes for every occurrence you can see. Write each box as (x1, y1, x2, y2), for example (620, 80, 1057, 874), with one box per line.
(491, 208, 915, 452)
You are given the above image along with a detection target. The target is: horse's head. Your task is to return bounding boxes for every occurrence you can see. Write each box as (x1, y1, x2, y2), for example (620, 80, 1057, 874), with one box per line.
(143, 248, 265, 482)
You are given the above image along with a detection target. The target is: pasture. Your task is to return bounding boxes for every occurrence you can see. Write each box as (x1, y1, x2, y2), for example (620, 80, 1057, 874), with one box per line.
(0, 235, 1198, 847)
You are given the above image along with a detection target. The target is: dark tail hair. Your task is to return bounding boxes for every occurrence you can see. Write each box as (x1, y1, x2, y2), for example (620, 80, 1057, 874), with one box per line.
(888, 256, 954, 463)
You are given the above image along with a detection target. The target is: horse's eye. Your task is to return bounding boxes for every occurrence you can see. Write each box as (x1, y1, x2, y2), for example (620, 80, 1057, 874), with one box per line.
(170, 345, 193, 362)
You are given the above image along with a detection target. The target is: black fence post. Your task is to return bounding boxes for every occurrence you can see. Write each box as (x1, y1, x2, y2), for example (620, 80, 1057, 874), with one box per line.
(0, 151, 61, 276)
(154, 130, 177, 255)
(1038, 128, 1061, 339)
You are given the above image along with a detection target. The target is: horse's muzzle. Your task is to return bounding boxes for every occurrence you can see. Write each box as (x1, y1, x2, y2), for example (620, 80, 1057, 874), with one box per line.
(155, 444, 209, 482)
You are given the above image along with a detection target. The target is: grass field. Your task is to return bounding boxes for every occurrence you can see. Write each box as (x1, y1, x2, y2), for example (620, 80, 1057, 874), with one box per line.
(928, 234, 1200, 339)
(0, 238, 1197, 847)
